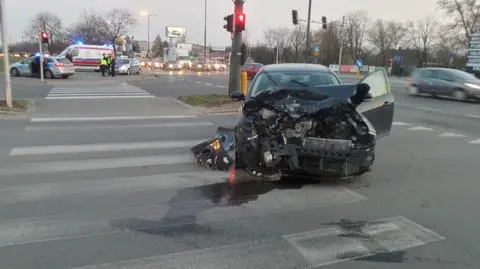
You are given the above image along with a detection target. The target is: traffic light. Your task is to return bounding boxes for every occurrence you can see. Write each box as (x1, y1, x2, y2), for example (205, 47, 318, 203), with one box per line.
(223, 14, 234, 33)
(40, 31, 49, 44)
(235, 12, 246, 33)
(292, 10, 298, 25)
(321, 16, 327, 30)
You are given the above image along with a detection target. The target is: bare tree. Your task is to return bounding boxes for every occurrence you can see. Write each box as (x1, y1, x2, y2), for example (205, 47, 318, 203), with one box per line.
(69, 9, 109, 45)
(387, 21, 406, 49)
(289, 25, 306, 62)
(435, 28, 465, 66)
(437, 0, 480, 43)
(406, 16, 438, 66)
(24, 12, 64, 42)
(345, 10, 369, 62)
(262, 27, 291, 62)
(102, 9, 138, 54)
(367, 19, 391, 64)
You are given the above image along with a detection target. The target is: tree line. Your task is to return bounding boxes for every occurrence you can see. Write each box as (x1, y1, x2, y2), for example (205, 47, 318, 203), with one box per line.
(10, 9, 138, 55)
(248, 0, 478, 68)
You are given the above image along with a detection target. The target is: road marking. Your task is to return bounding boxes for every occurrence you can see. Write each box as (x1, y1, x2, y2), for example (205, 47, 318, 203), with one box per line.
(25, 121, 214, 131)
(468, 138, 480, 144)
(0, 154, 195, 175)
(71, 216, 444, 269)
(414, 106, 445, 113)
(205, 83, 212, 86)
(47, 93, 152, 96)
(31, 115, 198, 122)
(9, 140, 207, 156)
(215, 85, 225, 88)
(46, 95, 155, 99)
(466, 114, 480, 119)
(196, 81, 202, 84)
(0, 170, 227, 204)
(392, 121, 410, 126)
(437, 132, 466, 138)
(408, 126, 434, 131)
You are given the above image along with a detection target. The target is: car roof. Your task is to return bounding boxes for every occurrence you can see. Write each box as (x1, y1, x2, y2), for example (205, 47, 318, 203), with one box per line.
(262, 63, 331, 72)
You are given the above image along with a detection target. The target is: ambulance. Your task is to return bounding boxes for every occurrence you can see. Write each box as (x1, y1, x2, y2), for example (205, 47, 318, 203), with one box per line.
(58, 44, 114, 71)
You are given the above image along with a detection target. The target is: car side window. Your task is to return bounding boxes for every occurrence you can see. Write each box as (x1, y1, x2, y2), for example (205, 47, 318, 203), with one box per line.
(360, 70, 388, 97)
(419, 69, 433, 78)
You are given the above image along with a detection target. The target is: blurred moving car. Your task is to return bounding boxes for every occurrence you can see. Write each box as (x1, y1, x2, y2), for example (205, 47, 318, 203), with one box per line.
(163, 61, 182, 71)
(10, 56, 75, 78)
(241, 63, 264, 79)
(407, 67, 480, 102)
(210, 61, 227, 71)
(115, 57, 141, 75)
(152, 59, 163, 69)
(192, 61, 211, 71)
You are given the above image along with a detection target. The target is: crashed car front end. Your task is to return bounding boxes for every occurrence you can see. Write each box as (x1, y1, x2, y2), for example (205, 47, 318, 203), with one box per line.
(192, 83, 376, 179)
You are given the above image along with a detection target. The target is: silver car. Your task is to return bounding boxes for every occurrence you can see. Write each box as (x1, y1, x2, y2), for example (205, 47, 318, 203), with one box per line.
(115, 58, 141, 75)
(10, 57, 75, 78)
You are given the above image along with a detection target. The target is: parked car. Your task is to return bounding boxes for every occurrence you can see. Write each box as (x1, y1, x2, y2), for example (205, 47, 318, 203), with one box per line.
(115, 58, 141, 75)
(10, 56, 75, 78)
(407, 67, 480, 101)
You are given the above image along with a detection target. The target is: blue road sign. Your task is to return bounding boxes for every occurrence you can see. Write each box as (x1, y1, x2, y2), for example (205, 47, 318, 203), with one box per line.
(314, 46, 320, 52)
(356, 59, 363, 67)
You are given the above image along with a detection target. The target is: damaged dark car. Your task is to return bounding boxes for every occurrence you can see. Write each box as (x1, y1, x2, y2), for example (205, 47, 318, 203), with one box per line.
(192, 64, 394, 179)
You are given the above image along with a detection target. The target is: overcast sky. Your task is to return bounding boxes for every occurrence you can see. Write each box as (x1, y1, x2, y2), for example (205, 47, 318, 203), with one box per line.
(4, 0, 439, 46)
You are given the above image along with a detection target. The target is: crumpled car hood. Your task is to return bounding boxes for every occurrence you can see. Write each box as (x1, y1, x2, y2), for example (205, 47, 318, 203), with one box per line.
(248, 84, 362, 118)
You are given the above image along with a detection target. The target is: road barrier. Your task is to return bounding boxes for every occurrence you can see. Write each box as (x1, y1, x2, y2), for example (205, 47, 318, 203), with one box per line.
(241, 71, 248, 95)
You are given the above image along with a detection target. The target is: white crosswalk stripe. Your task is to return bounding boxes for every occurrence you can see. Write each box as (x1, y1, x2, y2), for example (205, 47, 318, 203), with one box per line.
(46, 85, 155, 99)
(0, 115, 445, 268)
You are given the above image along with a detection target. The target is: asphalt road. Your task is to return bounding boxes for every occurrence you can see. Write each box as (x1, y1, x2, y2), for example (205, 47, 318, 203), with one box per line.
(0, 71, 478, 268)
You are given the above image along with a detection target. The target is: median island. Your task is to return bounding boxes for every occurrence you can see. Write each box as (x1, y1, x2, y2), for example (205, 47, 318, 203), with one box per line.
(0, 100, 34, 115)
(177, 94, 242, 114)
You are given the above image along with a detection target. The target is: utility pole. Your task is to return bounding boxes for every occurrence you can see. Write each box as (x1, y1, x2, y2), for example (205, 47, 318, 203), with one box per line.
(0, 0, 12, 108)
(304, 0, 312, 63)
(141, 11, 155, 58)
(227, 0, 244, 95)
(38, 34, 44, 82)
(338, 16, 345, 73)
(204, 0, 207, 61)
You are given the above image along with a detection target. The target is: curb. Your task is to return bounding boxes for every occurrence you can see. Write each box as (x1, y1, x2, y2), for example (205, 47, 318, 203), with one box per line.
(0, 99, 36, 119)
(170, 98, 207, 115)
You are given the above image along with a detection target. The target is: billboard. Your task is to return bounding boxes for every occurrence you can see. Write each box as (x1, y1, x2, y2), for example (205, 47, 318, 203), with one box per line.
(166, 26, 186, 38)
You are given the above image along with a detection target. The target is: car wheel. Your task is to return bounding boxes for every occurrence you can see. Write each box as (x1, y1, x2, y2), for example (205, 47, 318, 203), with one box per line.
(409, 85, 420, 95)
(44, 70, 54, 79)
(453, 89, 466, 101)
(10, 68, 20, 77)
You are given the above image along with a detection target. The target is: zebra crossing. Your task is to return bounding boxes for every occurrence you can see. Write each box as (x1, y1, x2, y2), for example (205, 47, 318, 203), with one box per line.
(46, 84, 155, 99)
(0, 115, 445, 268)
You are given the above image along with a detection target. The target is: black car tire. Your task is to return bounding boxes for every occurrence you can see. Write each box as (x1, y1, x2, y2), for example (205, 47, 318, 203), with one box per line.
(453, 89, 467, 101)
(10, 68, 20, 77)
(44, 70, 54, 79)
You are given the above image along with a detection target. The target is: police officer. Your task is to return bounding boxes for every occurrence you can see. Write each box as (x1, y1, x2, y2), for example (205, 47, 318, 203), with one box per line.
(100, 53, 108, 77)
(110, 53, 116, 77)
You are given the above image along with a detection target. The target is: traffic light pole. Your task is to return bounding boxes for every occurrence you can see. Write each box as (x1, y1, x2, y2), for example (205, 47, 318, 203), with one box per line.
(227, 0, 244, 95)
(38, 34, 44, 82)
(0, 0, 12, 108)
(304, 0, 312, 63)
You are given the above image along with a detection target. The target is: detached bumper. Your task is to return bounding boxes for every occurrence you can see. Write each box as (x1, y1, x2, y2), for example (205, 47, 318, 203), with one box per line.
(269, 138, 375, 176)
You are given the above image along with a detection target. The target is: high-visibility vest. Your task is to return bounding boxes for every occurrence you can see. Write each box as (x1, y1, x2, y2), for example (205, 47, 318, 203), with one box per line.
(100, 58, 107, 65)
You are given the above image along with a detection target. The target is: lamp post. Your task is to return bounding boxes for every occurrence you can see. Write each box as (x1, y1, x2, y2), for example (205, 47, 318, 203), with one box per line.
(204, 0, 207, 61)
(141, 11, 156, 58)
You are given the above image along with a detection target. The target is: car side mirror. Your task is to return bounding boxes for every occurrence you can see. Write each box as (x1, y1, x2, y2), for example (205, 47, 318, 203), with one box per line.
(230, 91, 244, 101)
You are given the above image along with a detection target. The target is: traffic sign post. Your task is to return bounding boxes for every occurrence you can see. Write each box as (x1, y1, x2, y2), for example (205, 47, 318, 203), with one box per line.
(312, 46, 320, 57)
(355, 59, 363, 77)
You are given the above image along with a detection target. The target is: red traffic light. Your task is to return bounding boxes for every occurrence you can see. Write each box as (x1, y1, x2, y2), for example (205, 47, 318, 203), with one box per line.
(234, 13, 246, 33)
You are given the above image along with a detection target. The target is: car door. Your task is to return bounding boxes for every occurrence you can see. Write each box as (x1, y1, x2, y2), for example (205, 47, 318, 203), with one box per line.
(18, 59, 32, 75)
(356, 70, 395, 138)
(432, 70, 456, 95)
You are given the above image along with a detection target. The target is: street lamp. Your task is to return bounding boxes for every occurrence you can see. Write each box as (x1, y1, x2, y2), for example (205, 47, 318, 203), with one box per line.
(204, 0, 207, 62)
(141, 11, 156, 58)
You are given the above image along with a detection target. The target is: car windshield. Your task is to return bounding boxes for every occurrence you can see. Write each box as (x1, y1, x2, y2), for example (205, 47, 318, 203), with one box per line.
(250, 71, 341, 98)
